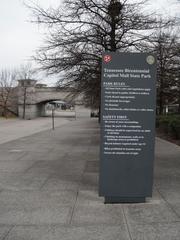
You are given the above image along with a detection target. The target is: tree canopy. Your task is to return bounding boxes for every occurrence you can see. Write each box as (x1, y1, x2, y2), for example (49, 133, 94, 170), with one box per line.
(28, 0, 174, 108)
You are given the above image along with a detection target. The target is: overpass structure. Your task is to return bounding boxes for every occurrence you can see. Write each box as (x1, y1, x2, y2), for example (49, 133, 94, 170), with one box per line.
(18, 80, 83, 119)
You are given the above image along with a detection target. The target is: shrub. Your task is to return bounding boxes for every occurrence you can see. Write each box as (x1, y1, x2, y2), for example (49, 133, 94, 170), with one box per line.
(156, 116, 160, 128)
(169, 119, 180, 139)
(158, 116, 171, 134)
(156, 115, 180, 139)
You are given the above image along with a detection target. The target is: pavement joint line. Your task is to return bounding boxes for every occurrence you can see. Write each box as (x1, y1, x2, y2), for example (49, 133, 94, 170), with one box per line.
(0, 222, 149, 228)
(15, 151, 28, 161)
(122, 205, 133, 240)
(38, 174, 54, 190)
(1, 223, 68, 228)
(156, 188, 180, 219)
(68, 190, 79, 225)
(22, 161, 39, 174)
(2, 225, 14, 240)
(66, 222, 131, 227)
(125, 220, 180, 225)
(68, 168, 86, 226)
(1, 220, 180, 228)
(0, 188, 80, 193)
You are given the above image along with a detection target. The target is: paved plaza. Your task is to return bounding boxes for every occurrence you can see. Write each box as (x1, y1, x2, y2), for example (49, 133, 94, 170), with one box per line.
(0, 117, 69, 145)
(0, 117, 180, 239)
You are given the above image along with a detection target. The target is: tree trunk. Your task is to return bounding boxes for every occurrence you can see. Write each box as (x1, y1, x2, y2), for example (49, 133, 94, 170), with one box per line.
(178, 90, 180, 114)
(110, 16, 116, 52)
(159, 90, 163, 115)
(2, 106, 7, 118)
(98, 105, 101, 123)
(23, 87, 27, 119)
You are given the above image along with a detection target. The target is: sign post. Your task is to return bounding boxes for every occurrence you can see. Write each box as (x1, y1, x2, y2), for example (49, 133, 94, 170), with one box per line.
(52, 105, 55, 130)
(99, 52, 156, 203)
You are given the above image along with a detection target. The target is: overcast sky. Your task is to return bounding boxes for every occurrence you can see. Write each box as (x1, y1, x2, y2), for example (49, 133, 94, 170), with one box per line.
(0, 0, 179, 84)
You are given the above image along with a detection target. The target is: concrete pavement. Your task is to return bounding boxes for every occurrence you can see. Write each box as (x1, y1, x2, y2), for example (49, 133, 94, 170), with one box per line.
(0, 117, 180, 239)
(0, 117, 70, 144)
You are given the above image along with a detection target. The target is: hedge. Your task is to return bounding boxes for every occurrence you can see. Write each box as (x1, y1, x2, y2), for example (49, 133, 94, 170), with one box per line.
(156, 115, 180, 140)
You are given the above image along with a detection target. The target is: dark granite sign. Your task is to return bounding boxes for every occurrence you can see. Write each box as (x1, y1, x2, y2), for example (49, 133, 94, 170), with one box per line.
(99, 52, 157, 203)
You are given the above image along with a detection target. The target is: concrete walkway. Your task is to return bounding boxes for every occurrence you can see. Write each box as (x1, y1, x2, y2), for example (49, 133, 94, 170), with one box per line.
(0, 117, 70, 144)
(0, 118, 180, 239)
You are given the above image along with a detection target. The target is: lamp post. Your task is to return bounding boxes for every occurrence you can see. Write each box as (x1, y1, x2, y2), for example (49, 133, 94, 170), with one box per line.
(23, 86, 27, 119)
(52, 105, 55, 130)
(108, 0, 123, 52)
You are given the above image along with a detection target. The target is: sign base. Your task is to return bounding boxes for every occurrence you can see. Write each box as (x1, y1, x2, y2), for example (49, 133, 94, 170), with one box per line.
(104, 197, 146, 204)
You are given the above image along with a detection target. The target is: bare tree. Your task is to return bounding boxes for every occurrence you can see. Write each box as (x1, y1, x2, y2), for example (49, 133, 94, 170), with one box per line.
(133, 21, 180, 115)
(0, 64, 39, 119)
(17, 63, 36, 80)
(152, 29, 180, 114)
(27, 0, 172, 107)
(0, 69, 18, 118)
(172, 41, 180, 113)
(17, 63, 37, 119)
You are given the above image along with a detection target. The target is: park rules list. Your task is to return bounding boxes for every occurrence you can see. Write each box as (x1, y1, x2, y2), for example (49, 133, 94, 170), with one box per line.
(99, 52, 157, 203)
